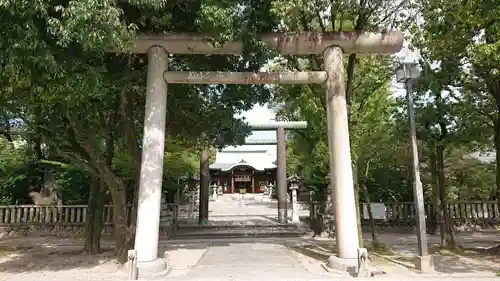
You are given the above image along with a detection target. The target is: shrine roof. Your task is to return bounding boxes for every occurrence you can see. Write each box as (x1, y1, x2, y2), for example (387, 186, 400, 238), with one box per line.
(209, 161, 276, 171)
(211, 145, 276, 171)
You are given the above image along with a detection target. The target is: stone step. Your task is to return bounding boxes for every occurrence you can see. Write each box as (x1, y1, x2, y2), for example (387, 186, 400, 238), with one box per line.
(172, 230, 306, 239)
(177, 223, 298, 230)
(172, 224, 307, 239)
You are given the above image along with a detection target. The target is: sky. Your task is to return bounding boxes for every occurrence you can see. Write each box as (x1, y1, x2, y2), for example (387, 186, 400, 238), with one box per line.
(217, 38, 421, 162)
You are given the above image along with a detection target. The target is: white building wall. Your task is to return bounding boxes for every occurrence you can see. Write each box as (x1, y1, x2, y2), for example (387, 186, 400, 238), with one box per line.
(215, 145, 276, 167)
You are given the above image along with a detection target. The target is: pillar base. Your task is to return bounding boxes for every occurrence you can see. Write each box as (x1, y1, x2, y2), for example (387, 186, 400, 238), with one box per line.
(124, 258, 169, 280)
(327, 255, 358, 273)
(414, 255, 434, 272)
(277, 209, 287, 223)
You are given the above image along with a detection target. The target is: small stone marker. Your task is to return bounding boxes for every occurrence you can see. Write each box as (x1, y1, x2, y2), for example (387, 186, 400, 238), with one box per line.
(357, 248, 370, 277)
(127, 249, 138, 280)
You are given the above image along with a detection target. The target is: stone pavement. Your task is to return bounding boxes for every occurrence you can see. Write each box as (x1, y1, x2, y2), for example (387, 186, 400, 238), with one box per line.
(163, 239, 500, 281)
(208, 199, 310, 217)
(165, 242, 336, 281)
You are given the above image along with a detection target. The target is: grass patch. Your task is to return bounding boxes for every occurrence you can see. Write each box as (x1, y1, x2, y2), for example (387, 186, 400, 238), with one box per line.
(370, 240, 394, 255)
(429, 244, 500, 257)
(0, 245, 34, 257)
(288, 244, 332, 262)
(392, 256, 415, 265)
(428, 245, 470, 256)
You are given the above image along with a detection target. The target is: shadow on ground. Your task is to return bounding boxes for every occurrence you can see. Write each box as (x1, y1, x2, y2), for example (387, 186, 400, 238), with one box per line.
(0, 238, 309, 273)
(288, 238, 500, 275)
(390, 245, 500, 274)
(286, 244, 331, 262)
(1, 233, 499, 275)
(0, 243, 117, 273)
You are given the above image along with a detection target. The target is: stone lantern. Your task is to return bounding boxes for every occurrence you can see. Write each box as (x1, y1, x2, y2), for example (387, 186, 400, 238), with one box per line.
(324, 174, 335, 233)
(210, 182, 218, 201)
(287, 174, 301, 223)
(267, 182, 274, 196)
(325, 174, 334, 212)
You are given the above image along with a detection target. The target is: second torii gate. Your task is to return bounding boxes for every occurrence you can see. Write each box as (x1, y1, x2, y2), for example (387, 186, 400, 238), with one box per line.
(249, 121, 307, 223)
(124, 32, 404, 278)
(198, 121, 307, 224)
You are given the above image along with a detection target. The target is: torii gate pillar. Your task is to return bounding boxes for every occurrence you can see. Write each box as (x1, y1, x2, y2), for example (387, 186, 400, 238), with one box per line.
(324, 46, 360, 271)
(131, 46, 169, 278)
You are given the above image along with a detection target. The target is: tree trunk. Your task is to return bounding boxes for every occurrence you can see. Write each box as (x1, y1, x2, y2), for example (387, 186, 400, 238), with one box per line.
(354, 183, 363, 247)
(360, 180, 375, 242)
(495, 119, 500, 209)
(361, 161, 376, 242)
(429, 152, 440, 235)
(352, 164, 363, 247)
(436, 145, 455, 247)
(103, 113, 134, 264)
(119, 90, 142, 228)
(109, 184, 132, 264)
(63, 103, 134, 263)
(84, 176, 106, 254)
(33, 107, 44, 163)
(362, 185, 376, 241)
(84, 116, 116, 254)
(92, 160, 132, 264)
(199, 148, 210, 224)
(33, 110, 45, 191)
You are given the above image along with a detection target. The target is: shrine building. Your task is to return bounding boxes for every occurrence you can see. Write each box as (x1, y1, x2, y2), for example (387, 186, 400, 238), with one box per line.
(209, 146, 277, 194)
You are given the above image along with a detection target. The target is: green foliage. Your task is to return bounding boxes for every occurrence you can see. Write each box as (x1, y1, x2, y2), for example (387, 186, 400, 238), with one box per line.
(0, 141, 31, 204)
(275, 54, 410, 201)
(54, 166, 91, 204)
(0, 0, 287, 212)
(444, 150, 496, 201)
(411, 0, 500, 203)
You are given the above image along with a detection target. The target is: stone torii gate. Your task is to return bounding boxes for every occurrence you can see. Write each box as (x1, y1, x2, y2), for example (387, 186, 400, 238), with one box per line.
(125, 32, 404, 278)
(249, 121, 307, 223)
(197, 121, 307, 224)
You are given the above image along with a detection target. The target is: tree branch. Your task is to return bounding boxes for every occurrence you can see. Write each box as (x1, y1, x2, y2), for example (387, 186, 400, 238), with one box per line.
(357, 76, 393, 112)
(120, 89, 142, 171)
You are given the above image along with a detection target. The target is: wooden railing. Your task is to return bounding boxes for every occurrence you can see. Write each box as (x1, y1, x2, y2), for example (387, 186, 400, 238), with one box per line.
(1, 201, 498, 226)
(383, 201, 500, 221)
(309, 201, 500, 221)
(0, 204, 177, 225)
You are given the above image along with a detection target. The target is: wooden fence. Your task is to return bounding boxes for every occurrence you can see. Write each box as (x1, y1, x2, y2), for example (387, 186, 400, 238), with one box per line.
(0, 204, 176, 225)
(0, 201, 498, 226)
(310, 201, 500, 221)
(382, 201, 499, 221)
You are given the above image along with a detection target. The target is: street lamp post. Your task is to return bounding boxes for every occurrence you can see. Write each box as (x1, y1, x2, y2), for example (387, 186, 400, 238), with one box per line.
(396, 62, 433, 272)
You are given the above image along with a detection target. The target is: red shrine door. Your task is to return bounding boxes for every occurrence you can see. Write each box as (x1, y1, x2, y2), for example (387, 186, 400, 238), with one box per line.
(232, 173, 254, 193)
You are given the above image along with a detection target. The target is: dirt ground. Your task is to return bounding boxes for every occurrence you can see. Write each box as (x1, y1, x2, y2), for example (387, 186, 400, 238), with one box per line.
(0, 244, 124, 281)
(0, 231, 499, 280)
(364, 231, 500, 276)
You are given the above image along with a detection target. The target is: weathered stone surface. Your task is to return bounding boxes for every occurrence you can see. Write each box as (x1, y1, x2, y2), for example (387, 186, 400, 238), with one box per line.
(166, 243, 322, 280)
